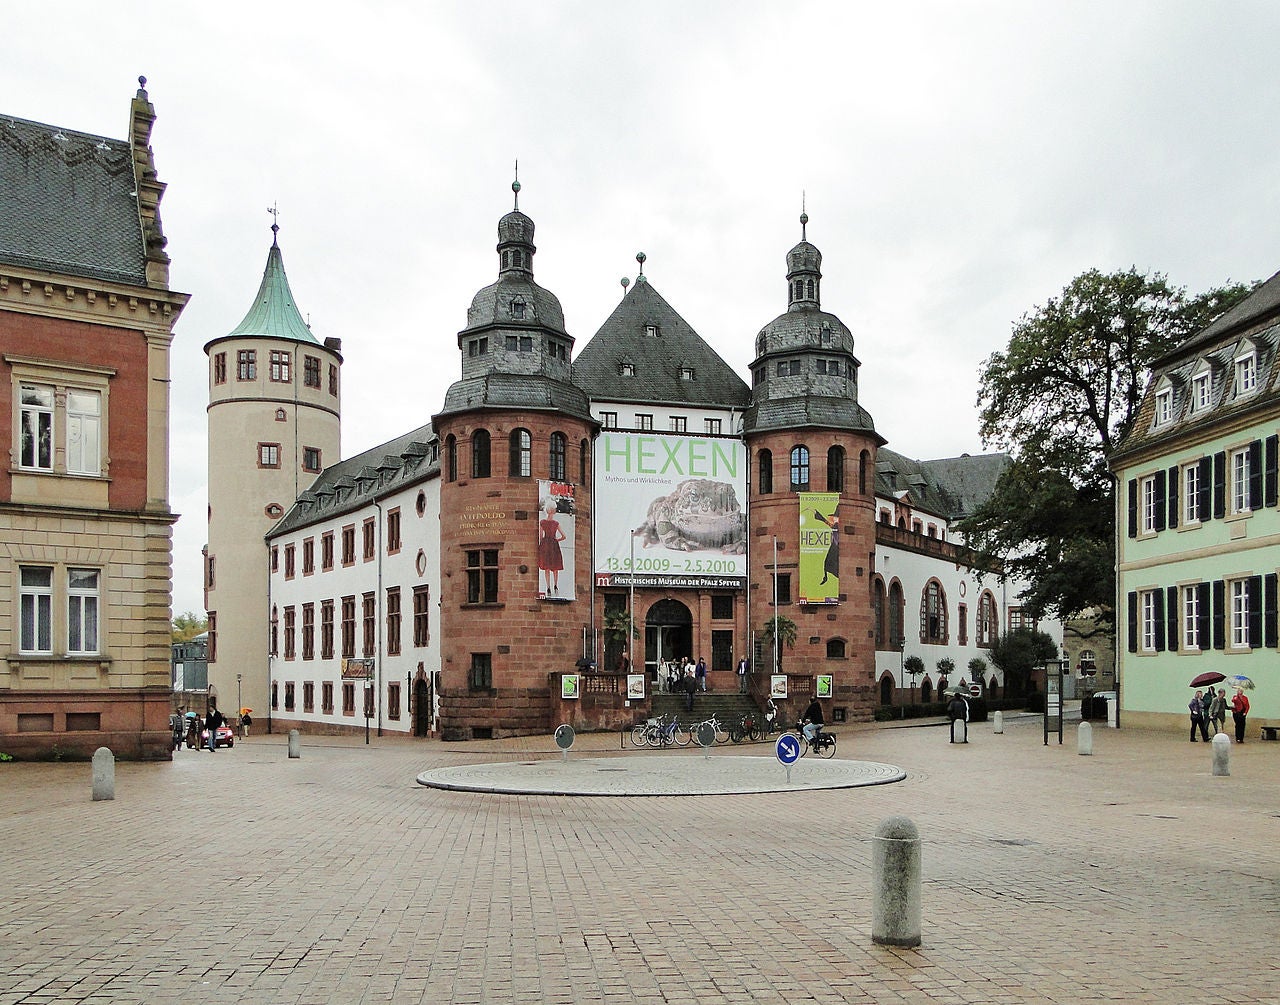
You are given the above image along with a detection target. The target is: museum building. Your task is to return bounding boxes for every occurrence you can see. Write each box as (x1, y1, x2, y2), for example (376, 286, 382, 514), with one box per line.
(214, 185, 1060, 740)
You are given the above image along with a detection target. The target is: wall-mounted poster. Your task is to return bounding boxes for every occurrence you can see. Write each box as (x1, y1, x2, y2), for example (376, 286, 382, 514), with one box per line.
(538, 480, 576, 601)
(799, 492, 840, 604)
(627, 674, 646, 699)
(593, 431, 747, 590)
(770, 674, 789, 699)
(816, 675, 833, 698)
(561, 674, 580, 699)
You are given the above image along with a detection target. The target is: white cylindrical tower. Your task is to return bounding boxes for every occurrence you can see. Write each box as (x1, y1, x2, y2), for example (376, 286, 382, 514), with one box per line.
(204, 227, 341, 722)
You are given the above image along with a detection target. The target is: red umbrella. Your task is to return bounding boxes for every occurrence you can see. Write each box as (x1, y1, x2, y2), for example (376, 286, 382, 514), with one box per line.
(1190, 671, 1226, 687)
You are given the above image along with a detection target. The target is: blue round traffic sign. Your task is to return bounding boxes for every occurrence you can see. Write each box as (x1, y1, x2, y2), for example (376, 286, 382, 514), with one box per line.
(775, 733, 802, 765)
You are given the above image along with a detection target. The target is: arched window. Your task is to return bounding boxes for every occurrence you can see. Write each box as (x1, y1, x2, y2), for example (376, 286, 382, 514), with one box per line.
(888, 580, 904, 648)
(826, 638, 846, 659)
(872, 577, 886, 648)
(471, 429, 491, 479)
(806, 278, 814, 299)
(445, 435, 457, 482)
(513, 249, 523, 268)
(549, 432, 567, 482)
(509, 429, 531, 477)
(827, 445, 845, 492)
(794, 279, 803, 302)
(920, 579, 948, 644)
(270, 605, 279, 656)
(789, 446, 810, 491)
(580, 439, 589, 485)
(859, 450, 869, 494)
(758, 449, 773, 495)
(977, 591, 999, 647)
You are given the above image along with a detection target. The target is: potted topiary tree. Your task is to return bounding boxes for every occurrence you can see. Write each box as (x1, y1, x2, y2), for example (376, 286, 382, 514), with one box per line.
(904, 655, 925, 704)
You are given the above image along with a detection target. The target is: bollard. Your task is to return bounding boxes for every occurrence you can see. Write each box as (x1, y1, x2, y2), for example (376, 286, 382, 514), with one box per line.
(91, 746, 115, 801)
(1211, 733, 1230, 776)
(949, 717, 967, 744)
(872, 816, 921, 947)
(992, 710, 1003, 734)
(288, 729, 301, 759)
(1077, 721, 1093, 756)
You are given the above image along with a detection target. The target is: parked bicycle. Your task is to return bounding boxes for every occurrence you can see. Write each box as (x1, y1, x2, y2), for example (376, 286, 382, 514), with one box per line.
(630, 713, 690, 748)
(729, 711, 764, 743)
(791, 719, 837, 758)
(688, 713, 730, 745)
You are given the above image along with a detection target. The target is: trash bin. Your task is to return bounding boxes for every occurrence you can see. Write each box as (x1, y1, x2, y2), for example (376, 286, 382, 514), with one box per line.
(1092, 695, 1107, 721)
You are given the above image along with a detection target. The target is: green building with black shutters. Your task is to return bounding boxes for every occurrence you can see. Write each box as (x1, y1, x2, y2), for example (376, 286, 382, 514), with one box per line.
(1111, 269, 1280, 733)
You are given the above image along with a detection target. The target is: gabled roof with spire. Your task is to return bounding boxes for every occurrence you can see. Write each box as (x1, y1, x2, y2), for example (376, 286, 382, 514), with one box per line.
(571, 268, 750, 408)
(215, 226, 320, 347)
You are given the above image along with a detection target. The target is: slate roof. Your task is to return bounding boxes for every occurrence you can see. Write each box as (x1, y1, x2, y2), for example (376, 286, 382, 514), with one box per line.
(437, 373, 593, 419)
(745, 396, 881, 436)
(221, 237, 321, 345)
(571, 278, 750, 408)
(0, 114, 146, 285)
(1112, 267, 1280, 463)
(268, 423, 438, 538)
(876, 448, 1009, 520)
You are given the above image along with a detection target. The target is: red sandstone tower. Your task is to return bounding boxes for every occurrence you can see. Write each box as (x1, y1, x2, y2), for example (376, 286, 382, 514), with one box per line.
(432, 181, 596, 739)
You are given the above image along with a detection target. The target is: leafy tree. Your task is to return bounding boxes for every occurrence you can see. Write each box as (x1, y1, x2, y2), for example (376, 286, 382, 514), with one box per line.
(172, 611, 207, 643)
(960, 268, 1255, 620)
(602, 609, 639, 672)
(967, 657, 988, 682)
(935, 657, 955, 678)
(989, 628, 1058, 697)
(761, 615, 797, 670)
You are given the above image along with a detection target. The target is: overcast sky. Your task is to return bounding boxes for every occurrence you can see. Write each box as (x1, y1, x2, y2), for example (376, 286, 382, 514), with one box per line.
(7, 1, 1280, 616)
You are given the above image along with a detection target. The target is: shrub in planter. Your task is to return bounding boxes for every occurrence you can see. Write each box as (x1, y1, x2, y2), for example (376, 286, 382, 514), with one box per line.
(1024, 692, 1046, 713)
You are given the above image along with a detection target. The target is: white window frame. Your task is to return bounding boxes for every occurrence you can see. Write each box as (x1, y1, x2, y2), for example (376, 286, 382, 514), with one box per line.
(19, 565, 53, 654)
(65, 389, 101, 476)
(1140, 475, 1158, 534)
(19, 383, 54, 471)
(1230, 579, 1249, 649)
(1183, 462, 1201, 524)
(1235, 351, 1257, 395)
(1230, 447, 1251, 515)
(1141, 590, 1159, 652)
(1154, 388, 1172, 426)
(1182, 586, 1200, 651)
(67, 568, 100, 655)
(1192, 371, 1211, 412)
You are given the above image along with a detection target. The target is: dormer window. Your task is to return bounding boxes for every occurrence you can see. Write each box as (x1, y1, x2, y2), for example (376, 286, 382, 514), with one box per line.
(620, 362, 635, 377)
(1192, 370, 1211, 412)
(510, 297, 526, 320)
(645, 325, 659, 338)
(820, 325, 832, 345)
(1236, 350, 1257, 396)
(680, 366, 695, 381)
(1154, 388, 1172, 427)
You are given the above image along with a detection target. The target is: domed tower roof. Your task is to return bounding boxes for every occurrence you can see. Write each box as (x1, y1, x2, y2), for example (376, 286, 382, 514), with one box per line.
(461, 175, 567, 336)
(217, 223, 321, 346)
(437, 176, 590, 423)
(743, 208, 882, 440)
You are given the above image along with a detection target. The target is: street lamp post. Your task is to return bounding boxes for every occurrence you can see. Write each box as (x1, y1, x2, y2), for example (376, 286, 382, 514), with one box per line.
(236, 673, 242, 735)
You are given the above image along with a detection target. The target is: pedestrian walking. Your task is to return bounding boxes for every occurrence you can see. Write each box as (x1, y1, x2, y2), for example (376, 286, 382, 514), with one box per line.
(695, 657, 707, 692)
(205, 704, 225, 752)
(736, 655, 749, 694)
(1231, 687, 1250, 743)
(682, 667, 697, 711)
(1208, 688, 1227, 735)
(1188, 691, 1208, 742)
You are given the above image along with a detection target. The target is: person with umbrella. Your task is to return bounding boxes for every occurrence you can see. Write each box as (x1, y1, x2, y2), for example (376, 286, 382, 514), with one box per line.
(1232, 687, 1251, 743)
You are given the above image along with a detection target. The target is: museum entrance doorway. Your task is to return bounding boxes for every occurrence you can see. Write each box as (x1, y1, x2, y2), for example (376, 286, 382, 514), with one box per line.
(645, 598, 692, 690)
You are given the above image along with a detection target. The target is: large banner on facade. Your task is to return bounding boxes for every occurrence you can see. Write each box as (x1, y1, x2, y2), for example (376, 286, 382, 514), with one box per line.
(799, 491, 840, 604)
(537, 480, 576, 601)
(594, 431, 747, 590)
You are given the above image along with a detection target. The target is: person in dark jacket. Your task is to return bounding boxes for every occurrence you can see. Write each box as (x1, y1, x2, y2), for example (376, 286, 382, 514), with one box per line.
(802, 697, 824, 742)
(682, 668, 697, 711)
(205, 705, 225, 752)
(1189, 691, 1208, 742)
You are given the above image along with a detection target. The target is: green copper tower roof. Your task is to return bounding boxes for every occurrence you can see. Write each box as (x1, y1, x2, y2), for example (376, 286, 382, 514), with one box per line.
(227, 229, 319, 345)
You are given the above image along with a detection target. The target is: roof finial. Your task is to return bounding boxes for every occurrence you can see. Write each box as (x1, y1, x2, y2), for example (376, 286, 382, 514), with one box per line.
(636, 251, 646, 278)
(512, 160, 520, 211)
(267, 202, 280, 245)
(137, 75, 148, 95)
(800, 191, 808, 241)
(621, 276, 630, 294)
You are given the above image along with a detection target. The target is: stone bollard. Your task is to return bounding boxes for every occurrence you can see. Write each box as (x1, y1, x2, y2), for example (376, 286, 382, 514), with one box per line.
(993, 710, 1003, 734)
(1211, 733, 1230, 776)
(1077, 721, 1093, 756)
(949, 717, 967, 744)
(92, 746, 115, 801)
(872, 816, 921, 947)
(288, 729, 301, 759)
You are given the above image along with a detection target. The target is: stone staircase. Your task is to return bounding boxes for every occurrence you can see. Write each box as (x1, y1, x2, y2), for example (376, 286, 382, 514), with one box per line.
(650, 690, 762, 731)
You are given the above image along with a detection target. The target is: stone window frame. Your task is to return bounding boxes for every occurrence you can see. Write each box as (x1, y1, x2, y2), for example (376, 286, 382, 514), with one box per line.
(386, 586, 402, 656)
(303, 354, 321, 389)
(18, 564, 54, 654)
(8, 355, 113, 480)
(258, 442, 281, 469)
(269, 349, 291, 383)
(302, 446, 322, 472)
(509, 428, 532, 477)
(549, 432, 567, 482)
(213, 352, 227, 384)
(387, 508, 402, 555)
(237, 349, 256, 381)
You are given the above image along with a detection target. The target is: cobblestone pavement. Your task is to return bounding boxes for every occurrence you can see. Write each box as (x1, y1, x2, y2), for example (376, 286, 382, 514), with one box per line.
(3, 715, 1279, 1004)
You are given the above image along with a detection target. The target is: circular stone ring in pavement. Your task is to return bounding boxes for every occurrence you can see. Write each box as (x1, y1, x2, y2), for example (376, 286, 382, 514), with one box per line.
(416, 755, 906, 797)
